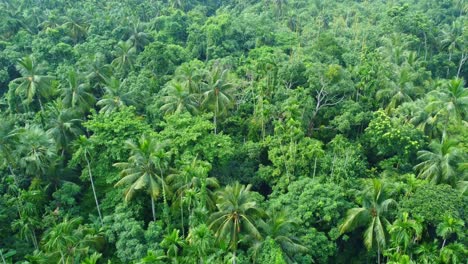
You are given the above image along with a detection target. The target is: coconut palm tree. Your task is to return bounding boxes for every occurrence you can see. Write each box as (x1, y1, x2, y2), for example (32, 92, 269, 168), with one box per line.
(186, 224, 216, 263)
(160, 81, 199, 115)
(12, 55, 54, 111)
(414, 140, 464, 186)
(61, 70, 95, 113)
(121, 21, 150, 52)
(71, 135, 103, 224)
(97, 77, 135, 115)
(339, 179, 397, 264)
(167, 157, 218, 235)
(14, 125, 57, 178)
(209, 182, 263, 263)
(112, 41, 137, 74)
(42, 217, 96, 264)
(45, 101, 83, 156)
(202, 66, 235, 134)
(61, 16, 88, 44)
(255, 210, 307, 263)
(114, 135, 170, 222)
(426, 78, 467, 138)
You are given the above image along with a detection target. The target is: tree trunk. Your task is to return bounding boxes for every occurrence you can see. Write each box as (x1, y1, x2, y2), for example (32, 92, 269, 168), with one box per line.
(0, 249, 6, 264)
(457, 53, 467, 78)
(377, 246, 381, 264)
(441, 238, 446, 250)
(85, 153, 103, 224)
(151, 196, 156, 222)
(181, 198, 185, 237)
(313, 156, 317, 178)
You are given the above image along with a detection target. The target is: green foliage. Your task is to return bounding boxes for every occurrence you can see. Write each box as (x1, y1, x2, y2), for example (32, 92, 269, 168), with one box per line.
(1, 0, 466, 263)
(400, 184, 465, 226)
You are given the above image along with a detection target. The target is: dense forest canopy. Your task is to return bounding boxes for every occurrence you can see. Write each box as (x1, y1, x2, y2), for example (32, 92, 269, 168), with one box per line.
(0, 0, 467, 263)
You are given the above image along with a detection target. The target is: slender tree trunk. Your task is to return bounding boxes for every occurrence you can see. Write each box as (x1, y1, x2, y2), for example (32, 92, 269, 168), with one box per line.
(181, 198, 185, 237)
(441, 238, 446, 250)
(85, 153, 103, 224)
(377, 246, 381, 264)
(151, 196, 156, 222)
(313, 156, 317, 178)
(0, 249, 6, 264)
(31, 231, 38, 250)
(60, 251, 65, 264)
(457, 53, 467, 78)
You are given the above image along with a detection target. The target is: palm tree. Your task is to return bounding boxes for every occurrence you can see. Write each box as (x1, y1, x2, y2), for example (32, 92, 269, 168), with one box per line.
(436, 215, 464, 250)
(12, 55, 53, 111)
(376, 66, 417, 112)
(45, 102, 83, 156)
(339, 179, 397, 264)
(414, 140, 464, 186)
(61, 70, 95, 113)
(174, 60, 206, 94)
(42, 217, 96, 264)
(414, 242, 439, 264)
(186, 224, 216, 263)
(160, 81, 199, 115)
(114, 135, 170, 222)
(426, 78, 467, 138)
(209, 182, 263, 263)
(71, 135, 103, 225)
(168, 157, 218, 235)
(112, 41, 137, 74)
(84, 53, 113, 87)
(14, 125, 57, 177)
(0, 118, 19, 179)
(96, 77, 135, 115)
(255, 210, 307, 263)
(161, 229, 185, 260)
(388, 212, 423, 253)
(61, 16, 88, 44)
(121, 21, 150, 52)
(202, 66, 235, 134)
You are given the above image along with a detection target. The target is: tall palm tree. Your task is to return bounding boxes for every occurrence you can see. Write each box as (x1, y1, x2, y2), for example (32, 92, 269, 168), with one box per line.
(202, 66, 235, 134)
(71, 135, 103, 224)
(255, 210, 307, 263)
(121, 21, 150, 52)
(436, 215, 464, 250)
(12, 55, 54, 111)
(426, 78, 467, 138)
(96, 77, 135, 115)
(414, 140, 464, 186)
(186, 224, 216, 263)
(84, 53, 113, 87)
(209, 182, 263, 263)
(161, 229, 185, 260)
(160, 81, 199, 115)
(61, 70, 95, 113)
(414, 242, 439, 264)
(388, 212, 423, 253)
(339, 179, 397, 264)
(45, 102, 83, 156)
(167, 157, 218, 235)
(114, 135, 170, 222)
(42, 217, 96, 264)
(112, 41, 137, 74)
(376, 66, 417, 112)
(14, 125, 57, 177)
(61, 16, 88, 44)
